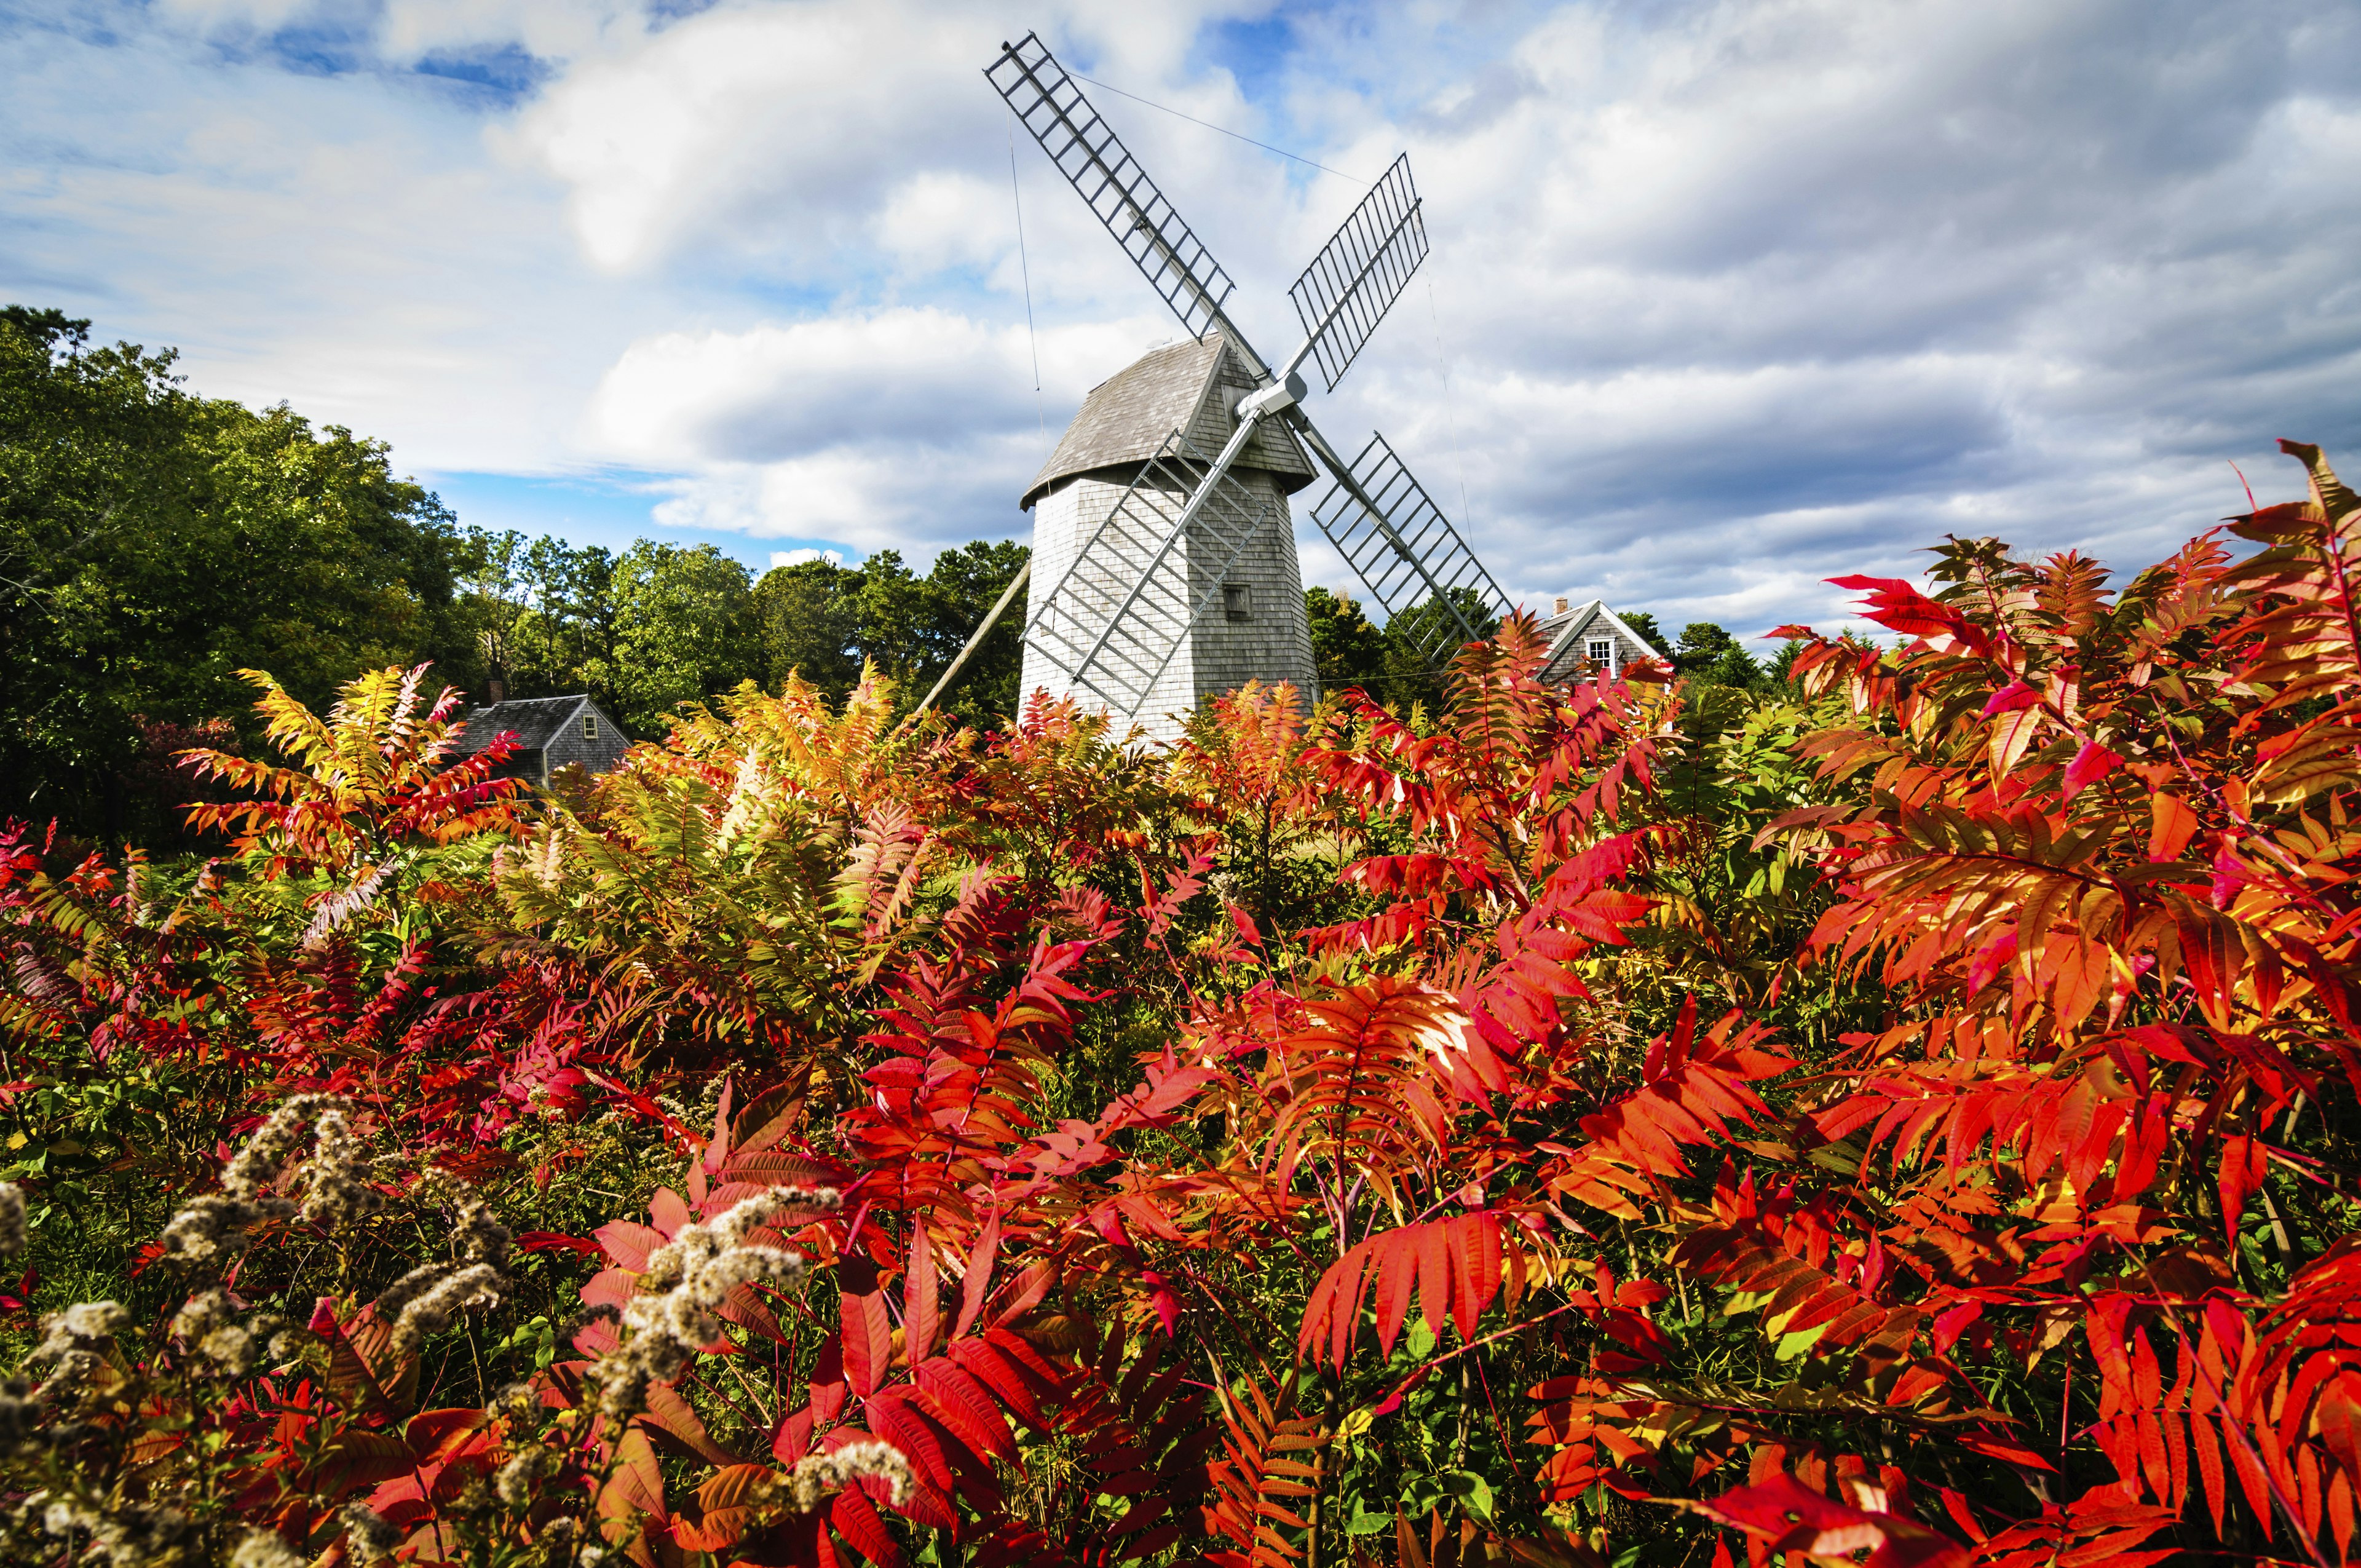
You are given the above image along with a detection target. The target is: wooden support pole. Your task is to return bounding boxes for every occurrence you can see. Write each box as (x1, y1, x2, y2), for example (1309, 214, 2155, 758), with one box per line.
(913, 559, 1032, 717)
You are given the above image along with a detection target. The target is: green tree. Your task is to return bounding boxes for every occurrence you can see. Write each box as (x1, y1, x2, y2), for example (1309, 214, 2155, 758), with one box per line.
(609, 542, 755, 734)
(446, 530, 630, 712)
(844, 548, 927, 690)
(747, 542, 1029, 723)
(0, 306, 474, 837)
(751, 557, 864, 700)
(1307, 586, 1387, 697)
(1380, 587, 1501, 715)
(917, 539, 1029, 722)
(455, 526, 533, 698)
(1673, 621, 1766, 689)
(513, 536, 622, 704)
(1619, 609, 1669, 659)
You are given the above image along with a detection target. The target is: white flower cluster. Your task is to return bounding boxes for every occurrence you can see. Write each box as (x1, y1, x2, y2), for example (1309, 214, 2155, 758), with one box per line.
(159, 1095, 386, 1269)
(156, 1190, 287, 1269)
(0, 1301, 131, 1460)
(338, 1502, 401, 1564)
(227, 1527, 306, 1568)
(167, 1291, 300, 1380)
(518, 1515, 603, 1565)
(24, 1301, 128, 1416)
(35, 1492, 194, 1566)
(375, 1184, 513, 1358)
(777, 1441, 915, 1513)
(585, 1186, 837, 1423)
(0, 1098, 539, 1564)
(494, 1442, 562, 1505)
(285, 1099, 387, 1229)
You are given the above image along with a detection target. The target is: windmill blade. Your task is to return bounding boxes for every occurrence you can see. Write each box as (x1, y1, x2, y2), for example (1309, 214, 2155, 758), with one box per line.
(987, 34, 1255, 358)
(1025, 430, 1283, 724)
(1286, 154, 1428, 393)
(1302, 427, 1511, 667)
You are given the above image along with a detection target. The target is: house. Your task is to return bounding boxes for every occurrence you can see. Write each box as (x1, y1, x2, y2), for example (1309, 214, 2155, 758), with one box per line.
(1535, 597, 1665, 683)
(454, 694, 630, 788)
(1018, 331, 1319, 740)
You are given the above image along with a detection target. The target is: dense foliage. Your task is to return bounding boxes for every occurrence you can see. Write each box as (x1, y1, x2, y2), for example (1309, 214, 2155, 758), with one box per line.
(3, 304, 1661, 850)
(466, 536, 1034, 739)
(0, 309, 1029, 840)
(16, 409, 2361, 1567)
(0, 307, 478, 839)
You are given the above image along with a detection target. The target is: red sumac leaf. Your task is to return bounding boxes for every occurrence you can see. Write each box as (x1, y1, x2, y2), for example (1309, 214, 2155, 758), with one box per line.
(842, 1290, 892, 1399)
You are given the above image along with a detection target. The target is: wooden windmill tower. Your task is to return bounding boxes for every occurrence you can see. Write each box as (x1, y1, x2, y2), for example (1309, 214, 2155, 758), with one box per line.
(922, 35, 1514, 736)
(1017, 333, 1319, 739)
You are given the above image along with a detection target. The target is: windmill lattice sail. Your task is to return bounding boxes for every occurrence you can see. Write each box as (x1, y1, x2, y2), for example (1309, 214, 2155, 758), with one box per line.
(981, 29, 1514, 733)
(1023, 429, 1286, 725)
(1287, 153, 1428, 394)
(1307, 432, 1503, 661)
(987, 34, 1246, 352)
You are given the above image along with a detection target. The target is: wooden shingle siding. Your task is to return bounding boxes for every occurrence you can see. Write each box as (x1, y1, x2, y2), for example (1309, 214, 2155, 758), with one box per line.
(1533, 600, 1666, 686)
(1184, 468, 1316, 710)
(1019, 334, 1319, 742)
(540, 702, 631, 780)
(1021, 476, 1202, 730)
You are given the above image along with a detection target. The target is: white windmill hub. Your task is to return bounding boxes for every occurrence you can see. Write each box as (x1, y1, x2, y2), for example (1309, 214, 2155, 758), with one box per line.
(1238, 371, 1306, 421)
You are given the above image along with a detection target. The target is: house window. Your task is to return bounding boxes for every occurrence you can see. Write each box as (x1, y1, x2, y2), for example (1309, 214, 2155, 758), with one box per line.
(1588, 639, 1614, 667)
(582, 714, 598, 741)
(1224, 584, 1252, 622)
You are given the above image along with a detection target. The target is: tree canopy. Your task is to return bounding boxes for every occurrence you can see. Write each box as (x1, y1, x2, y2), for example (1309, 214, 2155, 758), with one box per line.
(0, 309, 1030, 838)
(6, 301, 1706, 842)
(0, 307, 475, 837)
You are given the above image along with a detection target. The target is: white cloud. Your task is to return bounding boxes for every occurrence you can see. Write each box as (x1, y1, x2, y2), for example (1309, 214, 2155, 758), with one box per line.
(373, 0, 643, 63)
(585, 306, 1167, 550)
(770, 547, 847, 569)
(587, 306, 1153, 463)
(9, 0, 2361, 632)
(502, 0, 1278, 278)
(1298, 0, 2361, 630)
(149, 0, 317, 29)
(1, 6, 674, 475)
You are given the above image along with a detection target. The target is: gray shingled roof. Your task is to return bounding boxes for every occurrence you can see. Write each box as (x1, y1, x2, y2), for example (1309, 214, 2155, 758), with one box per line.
(1020, 333, 1316, 510)
(455, 695, 588, 753)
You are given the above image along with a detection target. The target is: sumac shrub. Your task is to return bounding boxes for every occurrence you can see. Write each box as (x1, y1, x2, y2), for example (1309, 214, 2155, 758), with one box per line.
(5, 442, 2361, 1566)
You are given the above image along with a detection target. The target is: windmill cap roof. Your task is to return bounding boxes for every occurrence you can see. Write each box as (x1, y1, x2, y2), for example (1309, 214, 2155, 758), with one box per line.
(1021, 332, 1316, 510)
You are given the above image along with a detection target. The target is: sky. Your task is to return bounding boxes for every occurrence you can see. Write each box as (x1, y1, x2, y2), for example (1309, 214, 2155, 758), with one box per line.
(7, 0, 2360, 643)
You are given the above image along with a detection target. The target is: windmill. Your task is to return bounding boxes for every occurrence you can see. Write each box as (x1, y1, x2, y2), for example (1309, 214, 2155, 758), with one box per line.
(917, 33, 1511, 731)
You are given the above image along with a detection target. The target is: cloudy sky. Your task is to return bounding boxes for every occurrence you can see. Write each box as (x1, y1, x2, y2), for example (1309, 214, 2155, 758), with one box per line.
(7, 0, 2359, 639)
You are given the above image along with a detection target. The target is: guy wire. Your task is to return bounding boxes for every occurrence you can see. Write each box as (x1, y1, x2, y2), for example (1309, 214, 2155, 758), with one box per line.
(1074, 70, 1369, 186)
(1010, 118, 1046, 457)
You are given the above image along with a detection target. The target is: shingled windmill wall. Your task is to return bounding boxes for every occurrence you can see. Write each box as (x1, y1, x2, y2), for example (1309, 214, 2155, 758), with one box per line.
(1018, 334, 1319, 742)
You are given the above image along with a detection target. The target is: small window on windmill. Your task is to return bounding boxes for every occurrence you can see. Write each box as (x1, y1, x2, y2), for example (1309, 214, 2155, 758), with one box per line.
(582, 713, 598, 742)
(1588, 639, 1613, 667)
(1224, 584, 1253, 622)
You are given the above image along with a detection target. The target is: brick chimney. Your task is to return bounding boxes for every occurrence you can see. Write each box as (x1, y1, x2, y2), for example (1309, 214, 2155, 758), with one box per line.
(1553, 596, 1568, 615)
(486, 676, 505, 705)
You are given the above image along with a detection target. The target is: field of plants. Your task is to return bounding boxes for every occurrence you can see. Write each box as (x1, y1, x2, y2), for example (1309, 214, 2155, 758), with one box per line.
(5, 440, 2361, 1567)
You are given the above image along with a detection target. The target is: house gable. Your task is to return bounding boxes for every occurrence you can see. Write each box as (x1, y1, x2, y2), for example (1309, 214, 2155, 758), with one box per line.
(1536, 599, 1665, 683)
